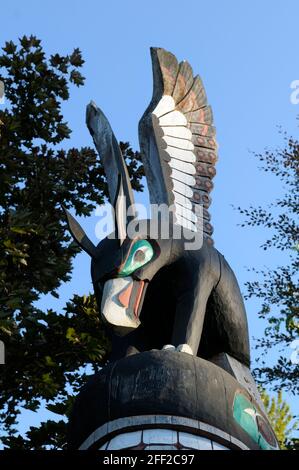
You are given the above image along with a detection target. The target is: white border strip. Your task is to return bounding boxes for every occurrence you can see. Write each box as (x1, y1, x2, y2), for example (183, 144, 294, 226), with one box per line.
(78, 414, 249, 450)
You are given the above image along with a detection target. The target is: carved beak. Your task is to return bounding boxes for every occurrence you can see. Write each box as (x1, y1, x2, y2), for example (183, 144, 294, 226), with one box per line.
(101, 277, 146, 336)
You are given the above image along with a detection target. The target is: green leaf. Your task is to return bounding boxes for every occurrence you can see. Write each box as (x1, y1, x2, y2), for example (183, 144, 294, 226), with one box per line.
(3, 40, 17, 54)
(66, 327, 79, 343)
(10, 227, 29, 235)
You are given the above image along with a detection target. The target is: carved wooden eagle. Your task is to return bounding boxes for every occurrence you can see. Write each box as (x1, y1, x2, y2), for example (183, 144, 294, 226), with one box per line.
(63, 48, 249, 365)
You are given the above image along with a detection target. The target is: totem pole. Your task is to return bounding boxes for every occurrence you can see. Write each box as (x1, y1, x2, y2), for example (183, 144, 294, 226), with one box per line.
(66, 48, 279, 450)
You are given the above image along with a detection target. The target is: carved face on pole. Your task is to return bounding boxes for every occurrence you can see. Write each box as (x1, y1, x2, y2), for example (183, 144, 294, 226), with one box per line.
(99, 238, 154, 332)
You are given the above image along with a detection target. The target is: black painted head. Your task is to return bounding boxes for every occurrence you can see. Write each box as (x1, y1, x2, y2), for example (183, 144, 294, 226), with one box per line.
(63, 179, 181, 336)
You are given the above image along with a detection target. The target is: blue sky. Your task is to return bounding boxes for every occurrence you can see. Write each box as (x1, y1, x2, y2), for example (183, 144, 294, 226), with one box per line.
(1, 0, 298, 437)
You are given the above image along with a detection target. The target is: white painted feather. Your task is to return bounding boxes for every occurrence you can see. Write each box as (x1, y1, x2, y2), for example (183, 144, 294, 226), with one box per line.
(162, 135, 194, 151)
(163, 126, 192, 140)
(159, 110, 187, 126)
(172, 179, 193, 198)
(165, 146, 196, 163)
(176, 203, 197, 223)
(171, 168, 196, 186)
(152, 95, 175, 118)
(151, 94, 202, 234)
(169, 159, 196, 175)
(175, 214, 197, 231)
(174, 191, 193, 210)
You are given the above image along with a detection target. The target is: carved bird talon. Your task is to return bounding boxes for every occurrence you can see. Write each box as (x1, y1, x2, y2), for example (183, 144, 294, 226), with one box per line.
(177, 344, 194, 355)
(162, 344, 176, 351)
(162, 344, 194, 355)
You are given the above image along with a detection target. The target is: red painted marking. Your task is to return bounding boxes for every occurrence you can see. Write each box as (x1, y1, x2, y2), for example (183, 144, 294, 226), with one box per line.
(118, 283, 133, 308)
(134, 281, 144, 318)
(202, 125, 208, 136)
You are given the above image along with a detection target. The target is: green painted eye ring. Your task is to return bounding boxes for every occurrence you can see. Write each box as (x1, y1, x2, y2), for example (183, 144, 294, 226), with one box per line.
(119, 240, 154, 277)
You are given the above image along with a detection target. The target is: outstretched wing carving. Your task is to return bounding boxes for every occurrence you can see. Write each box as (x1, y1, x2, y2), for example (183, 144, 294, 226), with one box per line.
(139, 48, 217, 243)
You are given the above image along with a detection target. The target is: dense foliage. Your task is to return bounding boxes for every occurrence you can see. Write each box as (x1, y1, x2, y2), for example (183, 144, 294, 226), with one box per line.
(0, 36, 143, 449)
(238, 134, 298, 395)
(259, 388, 297, 449)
